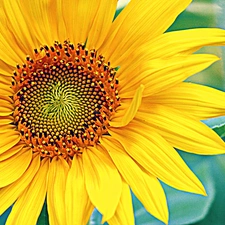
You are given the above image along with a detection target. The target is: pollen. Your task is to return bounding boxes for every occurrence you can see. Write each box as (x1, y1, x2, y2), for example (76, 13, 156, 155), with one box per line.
(11, 41, 120, 159)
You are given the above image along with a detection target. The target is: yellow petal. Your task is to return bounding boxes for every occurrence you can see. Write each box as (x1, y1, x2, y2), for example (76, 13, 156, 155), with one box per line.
(148, 82, 225, 119)
(0, 96, 14, 116)
(0, 74, 12, 85)
(118, 54, 219, 98)
(47, 157, 69, 225)
(110, 85, 144, 127)
(137, 104, 225, 154)
(0, 153, 40, 215)
(0, 142, 25, 161)
(108, 181, 135, 225)
(100, 0, 191, 66)
(83, 146, 122, 222)
(61, 0, 99, 44)
(0, 147, 32, 187)
(5, 157, 49, 225)
(65, 156, 94, 225)
(2, 0, 36, 57)
(86, 0, 117, 49)
(109, 123, 206, 195)
(0, 131, 21, 154)
(18, 0, 65, 44)
(0, 124, 16, 133)
(0, 116, 14, 126)
(101, 136, 168, 224)
(0, 14, 24, 66)
(0, 60, 14, 77)
(148, 28, 225, 57)
(122, 28, 225, 67)
(0, 85, 14, 96)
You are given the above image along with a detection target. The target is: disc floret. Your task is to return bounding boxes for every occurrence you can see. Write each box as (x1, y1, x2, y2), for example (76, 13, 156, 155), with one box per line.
(12, 41, 120, 159)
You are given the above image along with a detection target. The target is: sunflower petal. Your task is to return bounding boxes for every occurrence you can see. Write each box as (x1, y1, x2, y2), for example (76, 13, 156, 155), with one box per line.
(19, 0, 60, 44)
(5, 158, 48, 225)
(101, 136, 168, 224)
(137, 104, 225, 154)
(0, 147, 32, 188)
(0, 153, 40, 215)
(122, 28, 225, 66)
(61, 0, 99, 44)
(0, 116, 14, 126)
(109, 124, 206, 195)
(47, 157, 69, 225)
(118, 54, 219, 98)
(100, 0, 191, 66)
(148, 82, 225, 119)
(0, 60, 14, 77)
(65, 156, 94, 225)
(0, 97, 14, 116)
(0, 10, 25, 66)
(0, 142, 25, 161)
(107, 181, 135, 225)
(110, 85, 144, 127)
(0, 131, 21, 154)
(83, 146, 122, 222)
(148, 28, 225, 57)
(86, 0, 117, 49)
(2, 0, 36, 56)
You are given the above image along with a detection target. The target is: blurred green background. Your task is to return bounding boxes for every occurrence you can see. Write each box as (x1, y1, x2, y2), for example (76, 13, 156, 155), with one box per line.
(1, 0, 225, 224)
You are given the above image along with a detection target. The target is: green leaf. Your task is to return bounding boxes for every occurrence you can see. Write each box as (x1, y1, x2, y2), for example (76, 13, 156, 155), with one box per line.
(190, 156, 225, 225)
(203, 116, 225, 139)
(37, 201, 49, 225)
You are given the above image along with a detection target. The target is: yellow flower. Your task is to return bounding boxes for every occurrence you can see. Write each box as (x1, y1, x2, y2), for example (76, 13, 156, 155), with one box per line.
(1, 0, 225, 224)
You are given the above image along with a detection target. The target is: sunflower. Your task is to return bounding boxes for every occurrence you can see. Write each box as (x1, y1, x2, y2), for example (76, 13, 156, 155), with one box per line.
(1, 0, 225, 224)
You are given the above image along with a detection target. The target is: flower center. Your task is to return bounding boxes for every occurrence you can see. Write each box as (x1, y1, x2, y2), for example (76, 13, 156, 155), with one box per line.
(12, 41, 120, 159)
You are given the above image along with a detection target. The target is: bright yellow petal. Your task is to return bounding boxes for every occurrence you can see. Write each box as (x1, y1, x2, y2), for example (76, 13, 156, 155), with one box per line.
(0, 124, 16, 133)
(47, 156, 69, 225)
(0, 74, 12, 86)
(107, 126, 206, 195)
(110, 85, 144, 127)
(5, 158, 49, 225)
(148, 82, 225, 119)
(0, 130, 21, 154)
(2, 0, 37, 56)
(0, 32, 24, 65)
(101, 136, 168, 224)
(83, 146, 122, 222)
(108, 181, 135, 225)
(0, 60, 14, 77)
(65, 156, 94, 225)
(137, 104, 225, 154)
(0, 96, 14, 116)
(123, 28, 225, 66)
(148, 28, 225, 57)
(0, 147, 32, 188)
(0, 142, 25, 161)
(118, 54, 219, 98)
(0, 116, 14, 126)
(0, 84, 14, 96)
(61, 0, 99, 44)
(19, 0, 60, 44)
(0, 153, 40, 215)
(86, 0, 117, 49)
(100, 0, 191, 66)
(0, 7, 25, 66)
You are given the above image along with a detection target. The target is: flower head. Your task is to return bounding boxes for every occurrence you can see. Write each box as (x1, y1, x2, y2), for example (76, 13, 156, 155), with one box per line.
(1, 0, 225, 224)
